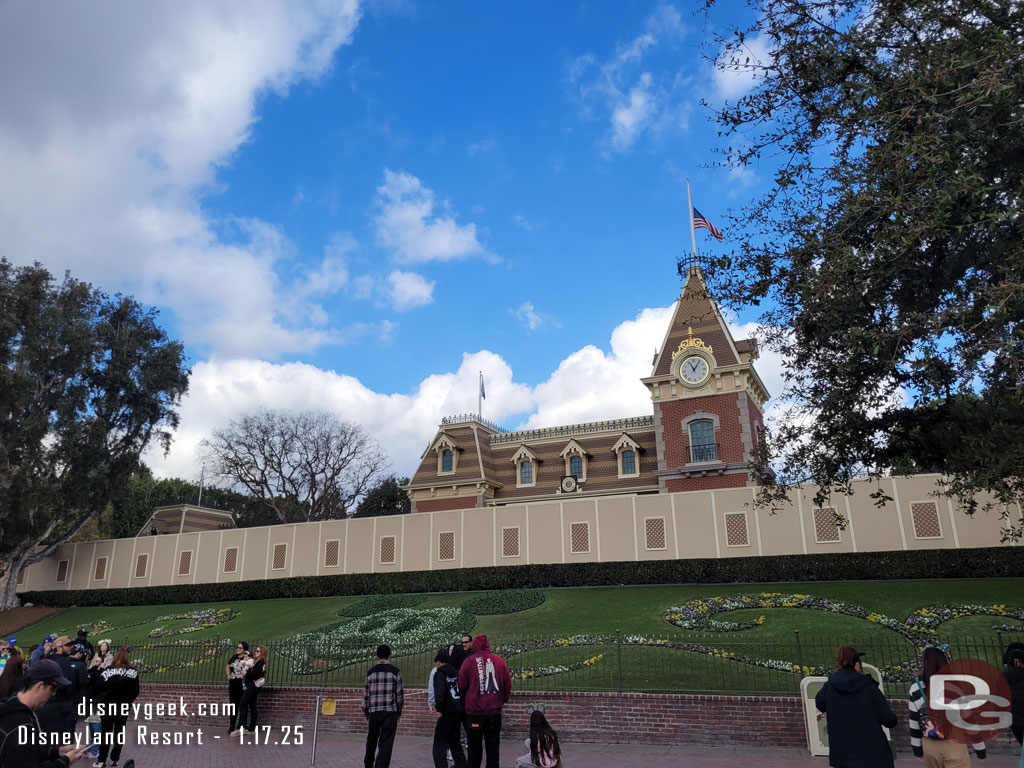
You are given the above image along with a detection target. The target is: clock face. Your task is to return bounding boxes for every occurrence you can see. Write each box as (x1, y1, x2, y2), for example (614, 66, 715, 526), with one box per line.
(561, 476, 577, 493)
(680, 355, 710, 385)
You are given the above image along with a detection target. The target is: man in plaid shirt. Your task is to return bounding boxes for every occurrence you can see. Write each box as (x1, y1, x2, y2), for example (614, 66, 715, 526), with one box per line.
(362, 644, 404, 768)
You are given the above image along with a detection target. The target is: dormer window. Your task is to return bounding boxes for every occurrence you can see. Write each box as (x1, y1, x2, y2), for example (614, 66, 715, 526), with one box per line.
(612, 433, 642, 478)
(569, 456, 583, 478)
(511, 445, 539, 488)
(559, 439, 588, 481)
(433, 434, 459, 475)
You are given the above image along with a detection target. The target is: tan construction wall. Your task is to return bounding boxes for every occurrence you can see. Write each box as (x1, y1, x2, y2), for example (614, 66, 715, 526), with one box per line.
(17, 474, 1021, 593)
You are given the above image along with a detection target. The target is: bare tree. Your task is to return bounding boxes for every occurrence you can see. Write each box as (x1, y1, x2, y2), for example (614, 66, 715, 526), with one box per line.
(200, 409, 389, 522)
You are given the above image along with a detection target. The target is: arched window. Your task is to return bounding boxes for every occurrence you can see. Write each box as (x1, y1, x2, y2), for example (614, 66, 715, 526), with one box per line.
(520, 460, 533, 485)
(569, 455, 583, 478)
(689, 419, 717, 462)
(441, 449, 453, 472)
(620, 449, 636, 475)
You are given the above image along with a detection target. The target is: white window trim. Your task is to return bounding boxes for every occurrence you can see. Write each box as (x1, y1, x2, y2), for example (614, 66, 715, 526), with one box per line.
(324, 539, 341, 568)
(644, 516, 667, 551)
(17, 568, 26, 586)
(501, 526, 521, 558)
(271, 542, 288, 570)
(812, 507, 842, 544)
(222, 546, 239, 574)
(93, 556, 109, 582)
(560, 439, 588, 481)
(569, 521, 591, 554)
(438, 530, 456, 562)
(724, 512, 751, 548)
(55, 559, 69, 584)
(379, 535, 397, 565)
(177, 549, 194, 577)
(910, 500, 944, 540)
(434, 435, 459, 476)
(612, 433, 641, 478)
(134, 553, 149, 579)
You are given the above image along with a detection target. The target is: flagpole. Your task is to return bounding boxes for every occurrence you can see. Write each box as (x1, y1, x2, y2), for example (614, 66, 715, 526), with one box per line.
(686, 177, 698, 266)
(478, 371, 482, 419)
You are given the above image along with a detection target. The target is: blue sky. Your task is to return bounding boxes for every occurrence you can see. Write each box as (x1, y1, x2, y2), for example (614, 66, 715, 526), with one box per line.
(0, 1, 781, 479)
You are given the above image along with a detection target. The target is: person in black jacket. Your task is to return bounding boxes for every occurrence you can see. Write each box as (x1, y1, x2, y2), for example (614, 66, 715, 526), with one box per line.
(37, 639, 89, 741)
(232, 645, 267, 735)
(430, 648, 467, 768)
(94, 648, 140, 768)
(815, 645, 896, 768)
(1003, 647, 1024, 746)
(225, 642, 250, 733)
(0, 659, 91, 767)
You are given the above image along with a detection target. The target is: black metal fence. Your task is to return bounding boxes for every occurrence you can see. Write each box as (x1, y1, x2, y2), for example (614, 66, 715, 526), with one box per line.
(124, 631, 1016, 697)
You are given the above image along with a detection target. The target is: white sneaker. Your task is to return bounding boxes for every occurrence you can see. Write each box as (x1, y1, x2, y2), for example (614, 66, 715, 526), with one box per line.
(91, 762, 105, 768)
(229, 727, 243, 736)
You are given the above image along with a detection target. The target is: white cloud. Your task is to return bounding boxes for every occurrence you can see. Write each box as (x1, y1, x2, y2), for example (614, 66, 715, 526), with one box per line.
(569, 4, 689, 155)
(0, 1, 362, 358)
(512, 213, 539, 232)
(512, 301, 560, 332)
(713, 34, 773, 100)
(373, 169, 493, 264)
(387, 269, 436, 311)
(148, 300, 785, 481)
(467, 138, 496, 156)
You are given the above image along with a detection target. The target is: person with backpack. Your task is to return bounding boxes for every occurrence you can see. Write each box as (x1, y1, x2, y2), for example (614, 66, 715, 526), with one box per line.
(517, 709, 562, 768)
(909, 645, 987, 766)
(431, 648, 467, 768)
(815, 645, 896, 768)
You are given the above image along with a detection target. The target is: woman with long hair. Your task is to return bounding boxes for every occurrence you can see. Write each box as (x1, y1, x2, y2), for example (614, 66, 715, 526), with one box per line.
(94, 647, 140, 768)
(232, 645, 267, 736)
(814, 645, 896, 768)
(89, 640, 113, 671)
(225, 641, 250, 732)
(0, 651, 26, 699)
(909, 645, 986, 766)
(516, 710, 561, 768)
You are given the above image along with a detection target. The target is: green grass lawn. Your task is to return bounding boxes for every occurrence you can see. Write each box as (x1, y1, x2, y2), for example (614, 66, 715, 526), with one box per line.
(17, 578, 1023, 695)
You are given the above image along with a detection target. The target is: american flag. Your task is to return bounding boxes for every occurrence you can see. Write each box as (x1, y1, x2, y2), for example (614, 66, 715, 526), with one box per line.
(693, 207, 723, 242)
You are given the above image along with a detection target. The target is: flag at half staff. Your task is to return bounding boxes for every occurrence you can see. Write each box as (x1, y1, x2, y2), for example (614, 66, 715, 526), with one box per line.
(480, 373, 486, 400)
(692, 207, 724, 242)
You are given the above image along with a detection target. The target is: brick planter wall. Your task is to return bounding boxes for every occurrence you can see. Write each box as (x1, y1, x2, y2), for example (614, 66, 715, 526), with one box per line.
(137, 684, 1022, 754)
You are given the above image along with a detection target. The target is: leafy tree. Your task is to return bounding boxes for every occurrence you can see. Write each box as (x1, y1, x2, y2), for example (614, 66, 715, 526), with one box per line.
(352, 476, 411, 518)
(700, 0, 1024, 537)
(0, 260, 190, 608)
(200, 409, 389, 522)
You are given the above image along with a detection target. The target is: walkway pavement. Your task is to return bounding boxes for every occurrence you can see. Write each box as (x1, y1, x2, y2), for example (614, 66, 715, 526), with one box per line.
(98, 726, 1023, 767)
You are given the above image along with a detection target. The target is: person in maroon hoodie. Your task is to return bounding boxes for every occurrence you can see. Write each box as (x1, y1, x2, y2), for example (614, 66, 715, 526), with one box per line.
(456, 635, 511, 768)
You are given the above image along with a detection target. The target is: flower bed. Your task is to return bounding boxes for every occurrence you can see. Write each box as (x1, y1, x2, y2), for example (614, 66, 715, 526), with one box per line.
(279, 607, 472, 675)
(146, 608, 240, 638)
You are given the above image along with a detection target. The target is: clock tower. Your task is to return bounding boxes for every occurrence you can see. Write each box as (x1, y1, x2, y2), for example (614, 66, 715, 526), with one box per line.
(642, 264, 770, 492)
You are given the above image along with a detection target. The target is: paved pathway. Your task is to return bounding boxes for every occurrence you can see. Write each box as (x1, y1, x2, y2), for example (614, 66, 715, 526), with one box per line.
(91, 726, 1022, 767)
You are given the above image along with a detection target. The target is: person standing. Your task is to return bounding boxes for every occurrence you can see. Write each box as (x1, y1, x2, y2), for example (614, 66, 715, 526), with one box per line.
(0, 659, 91, 767)
(225, 642, 250, 732)
(93, 648, 140, 768)
(232, 645, 267, 735)
(431, 648, 467, 768)
(362, 644, 404, 768)
(815, 646, 896, 768)
(38, 638, 88, 741)
(450, 634, 473, 670)
(909, 645, 987, 766)
(1003, 647, 1024, 747)
(457, 635, 511, 768)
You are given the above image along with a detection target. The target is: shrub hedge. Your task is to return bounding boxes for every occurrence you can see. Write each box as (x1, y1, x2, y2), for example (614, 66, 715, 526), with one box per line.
(21, 546, 1024, 608)
(461, 589, 545, 615)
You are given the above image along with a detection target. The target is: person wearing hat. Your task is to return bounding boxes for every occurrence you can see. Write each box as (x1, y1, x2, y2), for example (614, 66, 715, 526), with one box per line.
(0, 658, 91, 766)
(36, 638, 88, 742)
(815, 645, 897, 768)
(30, 636, 57, 666)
